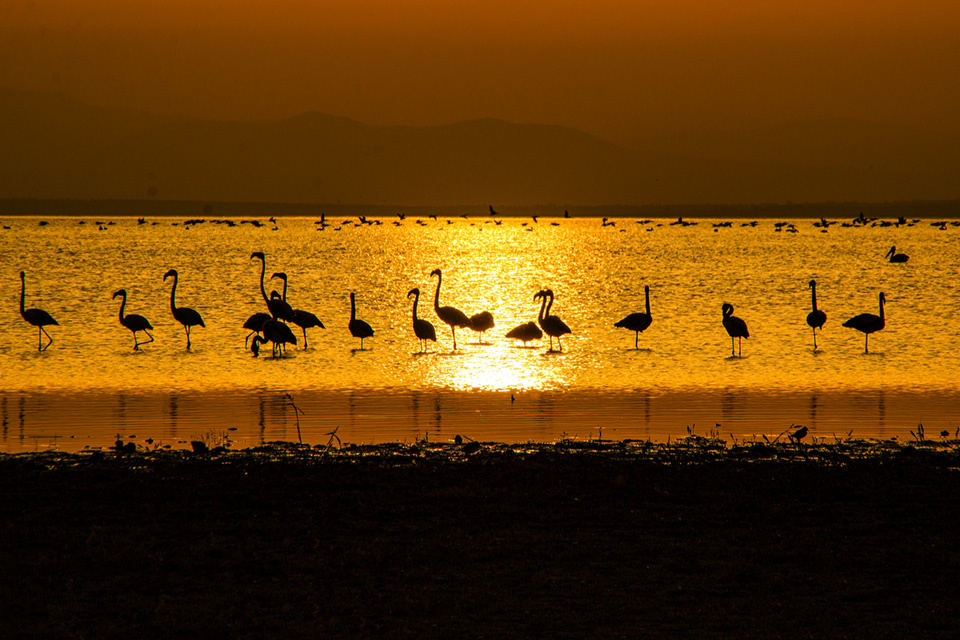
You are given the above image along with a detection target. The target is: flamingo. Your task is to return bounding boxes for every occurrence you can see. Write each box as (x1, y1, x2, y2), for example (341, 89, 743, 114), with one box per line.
(271, 272, 323, 347)
(349, 292, 374, 349)
(806, 280, 827, 350)
(242, 312, 273, 348)
(537, 289, 571, 351)
(250, 252, 291, 321)
(430, 269, 470, 349)
(722, 303, 749, 357)
(885, 246, 909, 263)
(163, 269, 205, 350)
(250, 318, 298, 358)
(468, 311, 495, 343)
(112, 289, 154, 350)
(408, 288, 437, 352)
(505, 321, 543, 346)
(842, 292, 886, 353)
(19, 271, 58, 351)
(614, 285, 653, 348)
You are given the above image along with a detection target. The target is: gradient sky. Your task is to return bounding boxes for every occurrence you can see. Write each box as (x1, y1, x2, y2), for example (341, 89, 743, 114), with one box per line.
(3, 0, 959, 145)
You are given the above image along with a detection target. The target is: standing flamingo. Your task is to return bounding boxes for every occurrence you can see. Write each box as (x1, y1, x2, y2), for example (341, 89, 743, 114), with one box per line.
(242, 312, 273, 348)
(722, 303, 749, 357)
(537, 289, 572, 351)
(250, 318, 298, 357)
(250, 252, 291, 321)
(271, 272, 323, 347)
(468, 311, 495, 343)
(112, 289, 154, 350)
(885, 246, 909, 263)
(806, 280, 827, 350)
(408, 288, 437, 353)
(163, 269, 205, 349)
(505, 321, 542, 346)
(614, 285, 653, 348)
(19, 271, 58, 351)
(430, 269, 471, 349)
(842, 292, 886, 353)
(349, 292, 374, 349)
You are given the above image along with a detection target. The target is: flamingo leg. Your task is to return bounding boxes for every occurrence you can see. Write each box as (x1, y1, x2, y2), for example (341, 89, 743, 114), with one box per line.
(302, 327, 308, 349)
(864, 334, 869, 354)
(39, 326, 53, 352)
(635, 331, 639, 349)
(185, 325, 192, 350)
(812, 328, 817, 351)
(451, 327, 457, 350)
(730, 336, 735, 356)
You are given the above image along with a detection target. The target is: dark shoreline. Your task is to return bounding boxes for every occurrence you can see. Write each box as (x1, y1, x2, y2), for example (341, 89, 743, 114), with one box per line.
(2, 197, 959, 219)
(3, 438, 960, 638)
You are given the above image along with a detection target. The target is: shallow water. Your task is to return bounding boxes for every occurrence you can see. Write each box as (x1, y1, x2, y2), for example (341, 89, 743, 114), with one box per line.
(3, 213, 959, 451)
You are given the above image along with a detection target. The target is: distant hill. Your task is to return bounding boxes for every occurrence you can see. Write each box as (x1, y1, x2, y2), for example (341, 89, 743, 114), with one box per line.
(1, 87, 958, 206)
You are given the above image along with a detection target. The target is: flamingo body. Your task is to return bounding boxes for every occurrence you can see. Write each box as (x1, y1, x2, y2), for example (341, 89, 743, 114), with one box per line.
(164, 269, 205, 350)
(537, 289, 571, 351)
(842, 292, 886, 353)
(469, 311, 495, 342)
(408, 288, 437, 352)
(430, 269, 470, 349)
(243, 312, 273, 347)
(614, 285, 652, 348)
(113, 289, 154, 350)
(722, 303, 749, 356)
(251, 318, 298, 357)
(349, 292, 374, 349)
(19, 270, 58, 351)
(506, 321, 543, 346)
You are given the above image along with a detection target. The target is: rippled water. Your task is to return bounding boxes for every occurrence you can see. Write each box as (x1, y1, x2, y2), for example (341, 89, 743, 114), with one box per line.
(3, 213, 959, 451)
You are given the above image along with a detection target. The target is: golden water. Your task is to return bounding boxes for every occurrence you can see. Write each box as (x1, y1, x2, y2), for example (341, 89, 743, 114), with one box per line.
(3, 214, 958, 451)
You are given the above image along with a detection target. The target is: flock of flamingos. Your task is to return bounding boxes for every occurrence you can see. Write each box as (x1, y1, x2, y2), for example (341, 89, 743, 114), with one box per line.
(18, 241, 905, 357)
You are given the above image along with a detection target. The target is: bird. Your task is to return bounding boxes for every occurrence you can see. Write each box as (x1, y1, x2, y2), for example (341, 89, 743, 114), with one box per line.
(842, 292, 886, 353)
(536, 289, 572, 351)
(430, 269, 471, 349)
(505, 321, 543, 346)
(468, 311, 495, 343)
(19, 271, 58, 352)
(163, 269, 205, 350)
(614, 285, 653, 348)
(788, 425, 808, 443)
(242, 312, 273, 348)
(885, 246, 909, 263)
(408, 288, 437, 353)
(721, 303, 749, 357)
(349, 292, 374, 349)
(250, 318, 298, 358)
(250, 252, 292, 321)
(806, 280, 827, 350)
(271, 272, 323, 347)
(112, 289, 154, 350)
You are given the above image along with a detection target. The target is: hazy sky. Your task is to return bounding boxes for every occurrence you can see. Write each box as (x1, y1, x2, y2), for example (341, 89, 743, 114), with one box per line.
(3, 0, 959, 145)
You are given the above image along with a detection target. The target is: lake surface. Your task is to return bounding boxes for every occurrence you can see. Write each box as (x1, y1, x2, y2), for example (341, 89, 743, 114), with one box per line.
(3, 212, 959, 452)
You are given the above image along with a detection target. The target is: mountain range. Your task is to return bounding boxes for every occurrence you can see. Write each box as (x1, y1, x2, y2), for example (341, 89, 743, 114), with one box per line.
(1, 87, 958, 206)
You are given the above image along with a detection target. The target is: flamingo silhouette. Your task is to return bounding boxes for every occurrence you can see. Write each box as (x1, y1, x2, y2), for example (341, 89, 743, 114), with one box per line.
(430, 269, 470, 349)
(408, 288, 437, 352)
(272, 272, 323, 347)
(19, 271, 58, 351)
(722, 303, 749, 357)
(250, 252, 292, 321)
(250, 318, 298, 358)
(806, 280, 827, 350)
(242, 312, 273, 348)
(505, 321, 543, 346)
(536, 289, 571, 351)
(614, 285, 653, 348)
(468, 311, 495, 343)
(163, 269, 205, 350)
(885, 246, 909, 263)
(112, 289, 154, 350)
(842, 291, 886, 353)
(349, 292, 374, 349)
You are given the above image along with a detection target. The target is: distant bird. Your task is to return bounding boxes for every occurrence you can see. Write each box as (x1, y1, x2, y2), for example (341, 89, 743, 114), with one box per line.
(885, 246, 909, 263)
(806, 280, 827, 350)
(408, 288, 437, 352)
(468, 311, 495, 343)
(271, 272, 323, 347)
(242, 312, 273, 348)
(536, 289, 572, 352)
(163, 269, 205, 350)
(250, 318, 298, 358)
(112, 289, 154, 350)
(505, 321, 543, 346)
(430, 269, 471, 349)
(721, 303, 749, 357)
(19, 271, 58, 352)
(349, 292, 374, 349)
(614, 285, 653, 348)
(250, 252, 292, 321)
(842, 292, 886, 353)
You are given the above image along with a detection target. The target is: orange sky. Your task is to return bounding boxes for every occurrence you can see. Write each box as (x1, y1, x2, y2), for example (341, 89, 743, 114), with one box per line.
(3, 0, 959, 145)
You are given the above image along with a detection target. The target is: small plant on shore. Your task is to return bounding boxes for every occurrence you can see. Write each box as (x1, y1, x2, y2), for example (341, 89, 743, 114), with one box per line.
(910, 423, 925, 443)
(285, 393, 304, 444)
(324, 426, 342, 449)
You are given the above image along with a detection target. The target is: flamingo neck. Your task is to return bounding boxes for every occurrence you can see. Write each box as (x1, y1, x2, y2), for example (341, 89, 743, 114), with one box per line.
(811, 286, 818, 312)
(411, 292, 420, 319)
(879, 295, 885, 322)
(281, 277, 288, 302)
(433, 273, 442, 311)
(169, 275, 178, 313)
(257, 257, 268, 304)
(117, 293, 127, 322)
(545, 293, 555, 317)
(537, 294, 547, 322)
(350, 294, 357, 321)
(645, 287, 651, 315)
(20, 276, 26, 316)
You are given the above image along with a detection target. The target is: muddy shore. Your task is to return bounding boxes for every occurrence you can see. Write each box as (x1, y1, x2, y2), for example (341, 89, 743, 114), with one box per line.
(3, 438, 960, 638)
